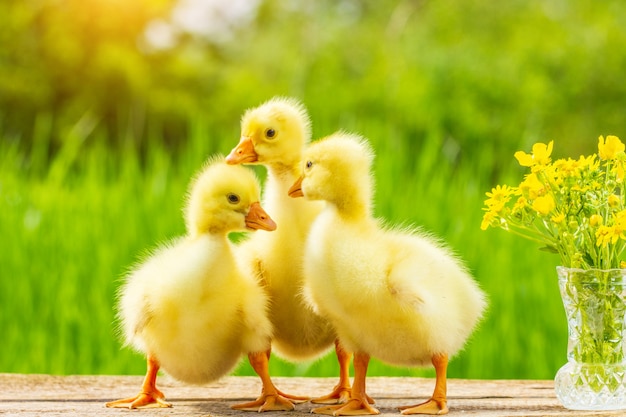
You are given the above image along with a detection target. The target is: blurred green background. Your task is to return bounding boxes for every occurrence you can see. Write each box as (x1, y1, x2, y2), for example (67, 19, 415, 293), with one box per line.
(2, 0, 625, 381)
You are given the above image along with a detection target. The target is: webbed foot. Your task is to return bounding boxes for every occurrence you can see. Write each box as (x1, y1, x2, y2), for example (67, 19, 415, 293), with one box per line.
(106, 389, 171, 409)
(231, 393, 296, 412)
(399, 398, 448, 415)
(312, 398, 379, 416)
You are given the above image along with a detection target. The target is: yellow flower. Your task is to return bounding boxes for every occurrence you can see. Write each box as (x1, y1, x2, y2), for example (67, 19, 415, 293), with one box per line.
(481, 210, 498, 231)
(591, 181, 603, 190)
(484, 184, 513, 211)
(595, 211, 626, 246)
(519, 173, 545, 200)
(482, 135, 626, 268)
(589, 214, 603, 227)
(554, 158, 581, 178)
(596, 225, 621, 246)
(616, 210, 626, 229)
(514, 141, 554, 168)
(571, 184, 590, 193)
(551, 212, 566, 224)
(580, 154, 599, 171)
(512, 196, 527, 214)
(608, 194, 621, 208)
(554, 155, 596, 179)
(532, 195, 555, 216)
(598, 135, 625, 160)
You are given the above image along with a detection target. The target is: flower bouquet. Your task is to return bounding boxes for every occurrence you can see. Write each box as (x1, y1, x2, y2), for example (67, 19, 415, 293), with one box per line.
(481, 135, 626, 410)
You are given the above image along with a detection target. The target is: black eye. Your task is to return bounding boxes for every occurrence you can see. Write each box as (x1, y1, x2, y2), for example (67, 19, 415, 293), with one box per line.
(265, 128, 276, 139)
(227, 193, 240, 204)
(306, 161, 313, 169)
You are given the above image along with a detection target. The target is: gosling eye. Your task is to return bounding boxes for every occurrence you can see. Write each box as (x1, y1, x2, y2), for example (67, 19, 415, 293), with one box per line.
(265, 128, 276, 139)
(306, 161, 313, 169)
(227, 193, 240, 204)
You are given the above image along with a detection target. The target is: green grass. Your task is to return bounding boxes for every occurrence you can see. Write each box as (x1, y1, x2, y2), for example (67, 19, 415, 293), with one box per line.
(0, 118, 568, 381)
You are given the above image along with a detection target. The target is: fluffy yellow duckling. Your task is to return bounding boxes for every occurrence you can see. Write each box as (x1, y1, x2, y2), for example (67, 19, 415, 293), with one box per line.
(106, 160, 293, 411)
(226, 97, 355, 405)
(289, 133, 487, 415)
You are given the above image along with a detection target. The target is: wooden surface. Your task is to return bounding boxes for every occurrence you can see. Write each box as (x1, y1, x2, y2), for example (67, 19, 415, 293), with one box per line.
(1, 374, 625, 416)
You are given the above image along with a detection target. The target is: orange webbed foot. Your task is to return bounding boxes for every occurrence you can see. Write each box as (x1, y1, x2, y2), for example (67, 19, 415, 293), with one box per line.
(105, 390, 171, 409)
(398, 398, 448, 415)
(312, 398, 380, 416)
(312, 386, 375, 405)
(311, 385, 351, 405)
(240, 349, 309, 411)
(231, 392, 305, 412)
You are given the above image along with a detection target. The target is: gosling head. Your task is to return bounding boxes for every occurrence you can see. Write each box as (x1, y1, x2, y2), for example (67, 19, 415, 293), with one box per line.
(185, 159, 277, 237)
(288, 132, 374, 215)
(226, 97, 311, 168)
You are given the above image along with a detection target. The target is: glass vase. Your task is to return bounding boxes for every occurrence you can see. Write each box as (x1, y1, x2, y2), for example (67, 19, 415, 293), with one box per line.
(554, 266, 626, 410)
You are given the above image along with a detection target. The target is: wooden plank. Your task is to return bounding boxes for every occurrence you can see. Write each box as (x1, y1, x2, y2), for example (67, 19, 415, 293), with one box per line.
(0, 374, 624, 416)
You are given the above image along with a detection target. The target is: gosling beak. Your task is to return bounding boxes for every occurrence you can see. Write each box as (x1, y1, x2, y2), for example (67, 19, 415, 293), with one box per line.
(245, 202, 277, 231)
(288, 176, 304, 198)
(226, 137, 258, 164)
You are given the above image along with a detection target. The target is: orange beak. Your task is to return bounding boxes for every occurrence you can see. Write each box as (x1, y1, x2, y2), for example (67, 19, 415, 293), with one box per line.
(226, 137, 258, 164)
(245, 202, 277, 231)
(288, 176, 304, 198)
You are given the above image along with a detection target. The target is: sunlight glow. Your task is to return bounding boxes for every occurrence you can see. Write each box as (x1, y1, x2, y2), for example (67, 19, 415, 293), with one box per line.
(143, 0, 261, 49)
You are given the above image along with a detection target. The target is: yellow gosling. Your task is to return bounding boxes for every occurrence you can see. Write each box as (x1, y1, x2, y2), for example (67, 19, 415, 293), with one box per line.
(105, 160, 291, 412)
(289, 133, 487, 416)
(227, 97, 355, 406)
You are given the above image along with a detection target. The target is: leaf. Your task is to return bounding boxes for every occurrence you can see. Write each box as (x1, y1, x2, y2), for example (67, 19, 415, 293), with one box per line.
(539, 245, 559, 254)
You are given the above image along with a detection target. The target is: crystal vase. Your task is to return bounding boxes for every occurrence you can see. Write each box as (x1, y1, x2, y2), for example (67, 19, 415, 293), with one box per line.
(554, 266, 626, 410)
